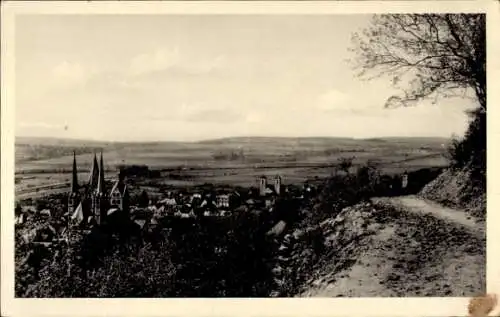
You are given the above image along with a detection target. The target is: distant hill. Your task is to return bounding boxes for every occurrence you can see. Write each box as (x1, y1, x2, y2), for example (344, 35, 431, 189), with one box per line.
(198, 136, 451, 148)
(16, 135, 451, 148)
(197, 136, 356, 144)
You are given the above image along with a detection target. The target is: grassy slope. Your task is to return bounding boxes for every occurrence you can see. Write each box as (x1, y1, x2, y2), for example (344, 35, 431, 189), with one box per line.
(418, 168, 486, 218)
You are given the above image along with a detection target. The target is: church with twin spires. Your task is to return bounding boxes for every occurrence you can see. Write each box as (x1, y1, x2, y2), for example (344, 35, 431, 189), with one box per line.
(68, 151, 130, 229)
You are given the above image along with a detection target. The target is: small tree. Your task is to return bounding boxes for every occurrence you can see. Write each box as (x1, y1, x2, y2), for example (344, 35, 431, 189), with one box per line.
(138, 190, 149, 208)
(338, 156, 354, 173)
(15, 202, 22, 216)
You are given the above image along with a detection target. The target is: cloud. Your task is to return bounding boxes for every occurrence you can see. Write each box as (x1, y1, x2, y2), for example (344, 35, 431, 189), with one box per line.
(51, 61, 89, 84)
(17, 121, 65, 130)
(316, 89, 352, 111)
(314, 89, 390, 118)
(127, 47, 226, 79)
(245, 112, 263, 124)
(129, 47, 182, 76)
(184, 108, 244, 123)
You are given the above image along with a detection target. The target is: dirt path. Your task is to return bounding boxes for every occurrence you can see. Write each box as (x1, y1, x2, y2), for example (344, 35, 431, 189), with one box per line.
(298, 196, 486, 297)
(371, 195, 485, 239)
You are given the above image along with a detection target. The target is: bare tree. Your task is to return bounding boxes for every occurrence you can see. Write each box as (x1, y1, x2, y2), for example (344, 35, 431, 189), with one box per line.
(349, 14, 485, 110)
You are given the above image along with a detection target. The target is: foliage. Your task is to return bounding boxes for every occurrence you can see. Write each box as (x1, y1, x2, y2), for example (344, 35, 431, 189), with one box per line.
(350, 14, 486, 109)
(350, 14, 486, 209)
(337, 156, 354, 173)
(16, 210, 277, 297)
(15, 144, 103, 163)
(20, 241, 177, 298)
(137, 190, 149, 207)
(448, 109, 486, 184)
(212, 149, 246, 161)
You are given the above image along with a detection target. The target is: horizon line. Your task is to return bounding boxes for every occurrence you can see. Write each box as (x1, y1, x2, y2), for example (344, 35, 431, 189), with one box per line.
(15, 134, 454, 144)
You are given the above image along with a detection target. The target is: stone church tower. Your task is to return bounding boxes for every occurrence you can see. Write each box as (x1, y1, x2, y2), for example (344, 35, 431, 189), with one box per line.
(68, 152, 80, 217)
(273, 175, 282, 195)
(259, 176, 267, 196)
(91, 152, 108, 225)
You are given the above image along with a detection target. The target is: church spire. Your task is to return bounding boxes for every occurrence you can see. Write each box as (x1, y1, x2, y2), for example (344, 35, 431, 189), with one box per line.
(88, 153, 99, 189)
(70, 151, 78, 193)
(97, 151, 106, 194)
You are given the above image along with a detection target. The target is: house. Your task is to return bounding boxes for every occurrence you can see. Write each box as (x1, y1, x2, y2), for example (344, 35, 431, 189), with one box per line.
(266, 220, 287, 237)
(15, 214, 25, 225)
(265, 199, 274, 208)
(234, 205, 248, 213)
(150, 217, 159, 226)
(107, 208, 119, 217)
(180, 212, 194, 219)
(155, 205, 166, 216)
(190, 194, 202, 208)
(200, 198, 215, 209)
(69, 202, 88, 228)
(39, 209, 52, 218)
(160, 197, 177, 206)
(109, 171, 130, 213)
(203, 210, 218, 217)
(216, 194, 230, 208)
(134, 219, 147, 229)
(191, 193, 202, 200)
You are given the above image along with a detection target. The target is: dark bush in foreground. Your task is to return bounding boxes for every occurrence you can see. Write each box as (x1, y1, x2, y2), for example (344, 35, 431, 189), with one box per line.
(16, 212, 277, 298)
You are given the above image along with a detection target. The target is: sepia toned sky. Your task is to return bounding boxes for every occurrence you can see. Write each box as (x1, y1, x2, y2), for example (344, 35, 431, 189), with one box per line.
(15, 14, 476, 142)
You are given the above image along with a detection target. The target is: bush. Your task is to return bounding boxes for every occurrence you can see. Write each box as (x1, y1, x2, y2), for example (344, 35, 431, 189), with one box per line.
(337, 157, 354, 173)
(448, 109, 485, 186)
(445, 108, 486, 214)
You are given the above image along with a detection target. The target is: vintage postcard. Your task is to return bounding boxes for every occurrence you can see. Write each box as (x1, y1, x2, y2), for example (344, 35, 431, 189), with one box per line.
(1, 1, 499, 316)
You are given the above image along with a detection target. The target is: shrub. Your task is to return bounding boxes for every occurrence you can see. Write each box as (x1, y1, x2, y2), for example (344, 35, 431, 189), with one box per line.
(447, 108, 486, 197)
(337, 157, 354, 173)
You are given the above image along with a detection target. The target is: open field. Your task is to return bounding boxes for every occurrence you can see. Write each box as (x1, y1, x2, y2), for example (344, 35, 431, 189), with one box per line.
(15, 136, 450, 199)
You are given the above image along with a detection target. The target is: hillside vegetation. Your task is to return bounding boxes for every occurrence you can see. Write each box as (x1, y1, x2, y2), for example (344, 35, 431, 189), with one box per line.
(419, 168, 486, 218)
(419, 110, 486, 218)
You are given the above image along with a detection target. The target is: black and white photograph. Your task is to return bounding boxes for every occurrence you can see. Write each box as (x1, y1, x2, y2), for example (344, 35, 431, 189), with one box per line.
(1, 1, 495, 311)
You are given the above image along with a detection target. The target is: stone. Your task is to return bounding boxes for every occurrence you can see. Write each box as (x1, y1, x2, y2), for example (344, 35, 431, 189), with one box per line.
(388, 274, 401, 281)
(392, 262, 404, 269)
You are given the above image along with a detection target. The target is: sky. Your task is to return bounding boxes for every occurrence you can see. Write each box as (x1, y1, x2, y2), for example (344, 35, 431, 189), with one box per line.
(15, 14, 476, 142)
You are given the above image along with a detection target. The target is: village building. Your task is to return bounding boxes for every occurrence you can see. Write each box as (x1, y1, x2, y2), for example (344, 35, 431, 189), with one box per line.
(216, 194, 230, 208)
(259, 175, 283, 197)
(109, 172, 130, 214)
(159, 197, 178, 206)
